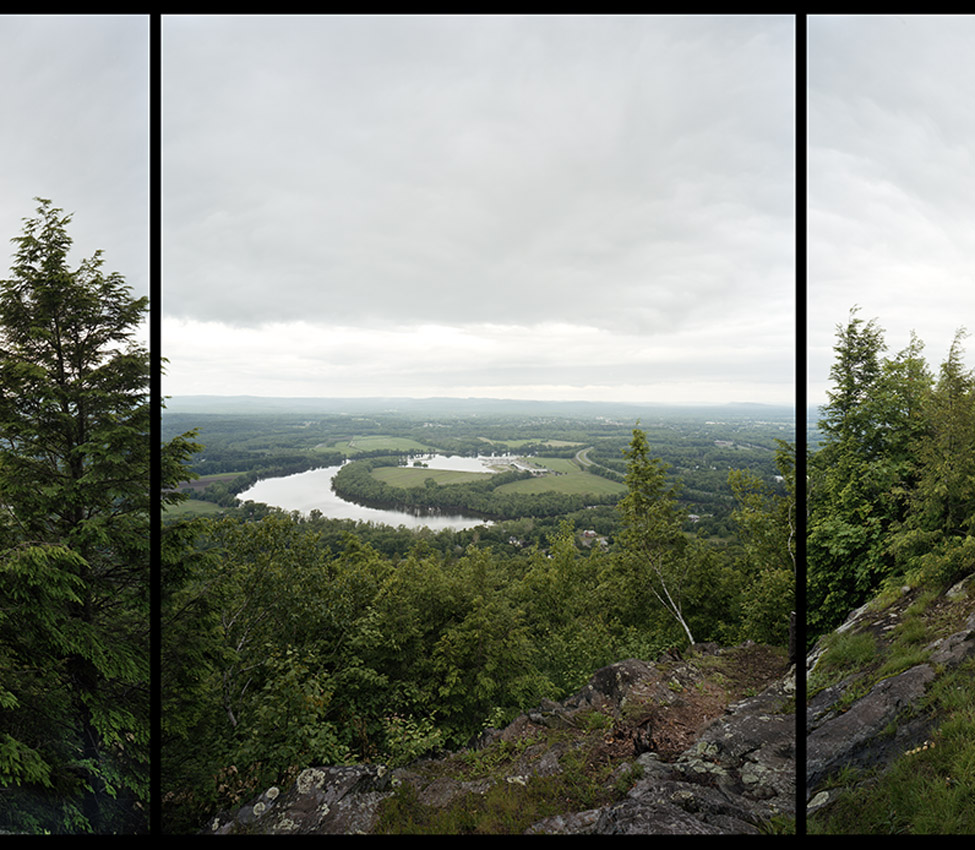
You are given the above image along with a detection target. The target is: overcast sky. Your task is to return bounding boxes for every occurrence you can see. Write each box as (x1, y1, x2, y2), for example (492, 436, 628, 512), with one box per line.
(808, 15, 975, 408)
(162, 14, 795, 406)
(0, 16, 148, 312)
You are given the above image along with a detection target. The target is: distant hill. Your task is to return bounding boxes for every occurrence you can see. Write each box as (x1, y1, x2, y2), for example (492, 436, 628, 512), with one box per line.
(164, 395, 795, 421)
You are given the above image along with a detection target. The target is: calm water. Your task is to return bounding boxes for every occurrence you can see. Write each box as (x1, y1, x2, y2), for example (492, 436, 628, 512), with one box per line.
(236, 454, 515, 531)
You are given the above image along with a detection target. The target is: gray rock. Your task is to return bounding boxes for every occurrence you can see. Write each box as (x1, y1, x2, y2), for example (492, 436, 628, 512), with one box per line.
(926, 611, 975, 666)
(807, 663, 936, 796)
(209, 765, 394, 835)
(207, 652, 795, 835)
(806, 577, 975, 809)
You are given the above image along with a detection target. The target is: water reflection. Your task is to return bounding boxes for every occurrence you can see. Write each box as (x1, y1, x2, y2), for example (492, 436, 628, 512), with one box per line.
(236, 455, 505, 531)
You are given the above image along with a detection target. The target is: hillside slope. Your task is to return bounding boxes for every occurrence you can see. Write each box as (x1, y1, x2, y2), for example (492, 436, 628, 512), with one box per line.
(806, 572, 975, 833)
(204, 643, 794, 835)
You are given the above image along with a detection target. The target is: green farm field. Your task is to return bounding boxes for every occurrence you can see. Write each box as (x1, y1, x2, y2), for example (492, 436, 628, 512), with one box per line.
(329, 435, 433, 455)
(164, 498, 227, 516)
(177, 471, 247, 491)
(533, 457, 581, 474)
(370, 466, 492, 487)
(496, 470, 626, 497)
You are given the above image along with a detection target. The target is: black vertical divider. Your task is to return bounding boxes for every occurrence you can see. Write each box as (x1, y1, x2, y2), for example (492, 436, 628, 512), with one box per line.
(795, 11, 808, 837)
(149, 12, 162, 836)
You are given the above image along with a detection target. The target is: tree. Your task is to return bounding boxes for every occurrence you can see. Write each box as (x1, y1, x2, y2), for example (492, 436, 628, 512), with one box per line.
(0, 199, 149, 833)
(912, 331, 975, 538)
(808, 309, 942, 643)
(615, 426, 695, 645)
(729, 441, 796, 650)
(818, 307, 887, 453)
(888, 330, 975, 587)
(808, 311, 898, 641)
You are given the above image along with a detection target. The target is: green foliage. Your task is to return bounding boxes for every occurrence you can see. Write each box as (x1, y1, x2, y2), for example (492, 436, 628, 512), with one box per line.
(808, 630, 878, 696)
(234, 647, 352, 784)
(808, 312, 949, 642)
(810, 314, 975, 652)
(374, 745, 634, 835)
(615, 427, 695, 644)
(728, 441, 796, 647)
(884, 332, 975, 594)
(0, 200, 150, 833)
(739, 566, 794, 646)
(819, 630, 877, 672)
(381, 714, 444, 768)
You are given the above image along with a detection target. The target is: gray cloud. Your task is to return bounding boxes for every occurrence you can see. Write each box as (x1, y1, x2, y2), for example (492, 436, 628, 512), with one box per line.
(0, 16, 148, 300)
(808, 15, 975, 405)
(162, 15, 794, 404)
(163, 15, 793, 334)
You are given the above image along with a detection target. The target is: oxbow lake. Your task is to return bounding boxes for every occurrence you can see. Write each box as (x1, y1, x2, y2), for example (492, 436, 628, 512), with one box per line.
(236, 454, 526, 531)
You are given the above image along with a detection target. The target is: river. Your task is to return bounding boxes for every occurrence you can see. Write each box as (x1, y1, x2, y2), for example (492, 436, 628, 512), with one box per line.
(235, 453, 521, 531)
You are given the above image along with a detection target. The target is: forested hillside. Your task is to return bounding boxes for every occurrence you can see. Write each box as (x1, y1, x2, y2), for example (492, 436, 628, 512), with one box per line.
(806, 310, 975, 834)
(0, 201, 151, 833)
(807, 310, 975, 645)
(160, 426, 796, 833)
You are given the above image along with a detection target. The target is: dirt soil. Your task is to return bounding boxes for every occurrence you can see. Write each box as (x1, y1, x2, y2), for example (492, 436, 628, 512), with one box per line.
(587, 643, 790, 771)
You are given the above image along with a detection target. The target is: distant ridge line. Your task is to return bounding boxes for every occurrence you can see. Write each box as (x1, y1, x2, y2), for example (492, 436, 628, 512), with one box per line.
(164, 395, 795, 417)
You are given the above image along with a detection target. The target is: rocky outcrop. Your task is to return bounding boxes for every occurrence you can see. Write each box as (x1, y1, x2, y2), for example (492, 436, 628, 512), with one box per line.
(206, 642, 795, 835)
(806, 573, 975, 817)
(539, 668, 795, 835)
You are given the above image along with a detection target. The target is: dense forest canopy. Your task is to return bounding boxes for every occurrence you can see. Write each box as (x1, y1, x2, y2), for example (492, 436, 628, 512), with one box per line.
(807, 309, 975, 645)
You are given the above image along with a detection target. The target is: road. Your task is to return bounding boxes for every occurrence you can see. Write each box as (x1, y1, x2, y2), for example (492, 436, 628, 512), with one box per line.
(574, 447, 594, 468)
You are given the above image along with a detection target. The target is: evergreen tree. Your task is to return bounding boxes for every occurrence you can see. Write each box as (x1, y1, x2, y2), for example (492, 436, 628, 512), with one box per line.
(888, 330, 975, 587)
(818, 307, 887, 454)
(808, 309, 942, 643)
(0, 200, 149, 833)
(913, 331, 975, 538)
(808, 311, 897, 640)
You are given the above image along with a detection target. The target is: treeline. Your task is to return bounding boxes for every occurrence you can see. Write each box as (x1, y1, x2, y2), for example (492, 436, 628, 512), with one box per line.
(331, 457, 619, 520)
(210, 499, 627, 563)
(807, 310, 975, 644)
(161, 429, 796, 833)
(586, 436, 780, 533)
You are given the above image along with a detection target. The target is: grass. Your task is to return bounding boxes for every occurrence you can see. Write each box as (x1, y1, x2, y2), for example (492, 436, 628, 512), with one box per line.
(808, 630, 878, 695)
(374, 746, 640, 835)
(533, 457, 582, 474)
(370, 467, 492, 487)
(163, 498, 226, 516)
(495, 472, 625, 497)
(871, 614, 932, 680)
(809, 698, 975, 833)
(905, 588, 941, 618)
(809, 643, 975, 834)
(366, 457, 625, 498)
(176, 471, 247, 491)
(193, 471, 248, 483)
(330, 435, 433, 455)
(757, 815, 797, 835)
(875, 646, 930, 681)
